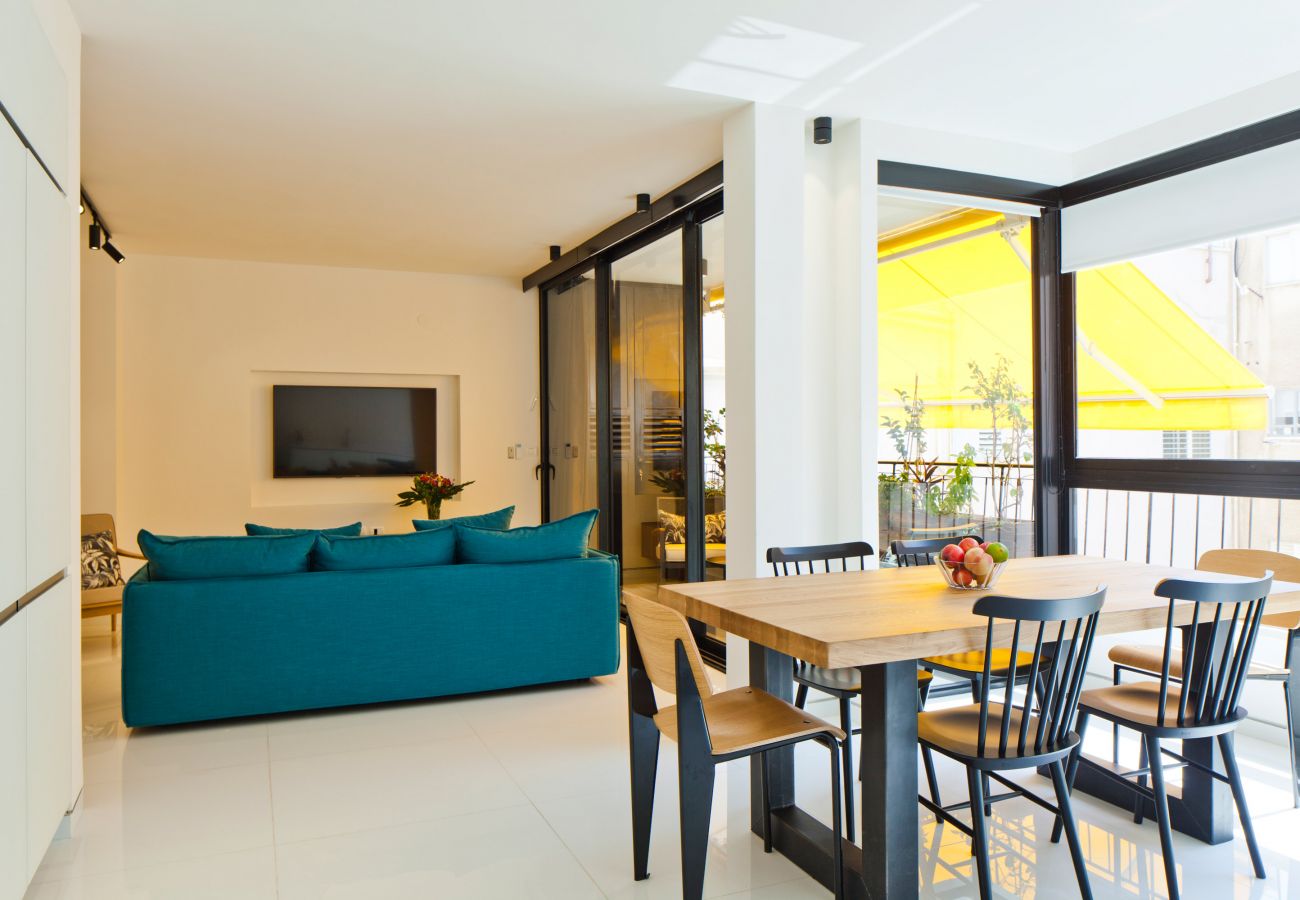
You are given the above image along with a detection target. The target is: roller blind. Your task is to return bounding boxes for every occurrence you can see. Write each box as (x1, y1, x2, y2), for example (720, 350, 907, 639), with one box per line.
(1062, 138, 1300, 272)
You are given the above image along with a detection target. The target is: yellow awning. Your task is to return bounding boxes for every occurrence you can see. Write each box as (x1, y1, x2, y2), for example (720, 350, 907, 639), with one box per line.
(877, 213, 1267, 431)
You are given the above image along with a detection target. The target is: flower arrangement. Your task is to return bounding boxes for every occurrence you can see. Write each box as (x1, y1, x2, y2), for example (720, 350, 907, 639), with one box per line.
(396, 473, 474, 520)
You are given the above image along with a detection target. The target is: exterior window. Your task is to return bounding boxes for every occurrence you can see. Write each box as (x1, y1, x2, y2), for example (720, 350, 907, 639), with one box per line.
(1266, 231, 1300, 286)
(1271, 388, 1300, 438)
(1161, 430, 1210, 459)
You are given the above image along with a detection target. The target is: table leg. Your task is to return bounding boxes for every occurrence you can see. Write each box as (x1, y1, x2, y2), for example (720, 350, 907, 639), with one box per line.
(749, 642, 795, 831)
(859, 660, 920, 900)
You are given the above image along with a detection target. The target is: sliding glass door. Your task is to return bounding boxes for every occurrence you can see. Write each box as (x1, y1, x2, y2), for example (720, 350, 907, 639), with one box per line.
(539, 195, 723, 603)
(544, 272, 598, 540)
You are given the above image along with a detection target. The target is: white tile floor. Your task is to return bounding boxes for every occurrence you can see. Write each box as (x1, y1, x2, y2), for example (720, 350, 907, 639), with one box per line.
(27, 617, 1300, 899)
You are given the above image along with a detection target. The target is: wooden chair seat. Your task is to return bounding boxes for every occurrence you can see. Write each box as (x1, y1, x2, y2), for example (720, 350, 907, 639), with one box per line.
(924, 647, 1040, 676)
(796, 662, 932, 694)
(81, 584, 122, 610)
(1080, 681, 1245, 734)
(1109, 643, 1287, 680)
(655, 687, 846, 757)
(919, 703, 1073, 761)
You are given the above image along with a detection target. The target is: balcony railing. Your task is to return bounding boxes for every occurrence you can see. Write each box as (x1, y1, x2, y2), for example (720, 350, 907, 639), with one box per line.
(877, 460, 1036, 561)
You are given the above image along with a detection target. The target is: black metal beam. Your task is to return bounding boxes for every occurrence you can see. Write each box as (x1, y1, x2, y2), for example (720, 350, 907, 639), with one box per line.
(594, 261, 614, 553)
(878, 160, 1061, 208)
(522, 163, 723, 292)
(1031, 208, 1074, 555)
(537, 289, 551, 522)
(682, 217, 705, 584)
(1066, 458, 1300, 501)
(1061, 107, 1300, 207)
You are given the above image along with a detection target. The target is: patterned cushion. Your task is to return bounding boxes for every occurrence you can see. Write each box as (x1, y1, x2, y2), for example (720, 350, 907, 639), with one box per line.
(657, 509, 686, 543)
(705, 511, 726, 543)
(81, 531, 124, 589)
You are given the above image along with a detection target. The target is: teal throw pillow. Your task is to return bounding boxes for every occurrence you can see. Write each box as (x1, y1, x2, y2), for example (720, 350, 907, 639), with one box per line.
(138, 530, 315, 581)
(456, 509, 597, 564)
(412, 505, 515, 533)
(244, 522, 363, 537)
(312, 528, 456, 572)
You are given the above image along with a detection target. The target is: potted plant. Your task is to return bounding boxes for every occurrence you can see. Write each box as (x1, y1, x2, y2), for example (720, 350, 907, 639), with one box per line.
(396, 473, 474, 520)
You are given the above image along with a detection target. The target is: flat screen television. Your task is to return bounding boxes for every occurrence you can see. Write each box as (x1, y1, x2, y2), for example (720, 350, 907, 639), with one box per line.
(272, 385, 437, 478)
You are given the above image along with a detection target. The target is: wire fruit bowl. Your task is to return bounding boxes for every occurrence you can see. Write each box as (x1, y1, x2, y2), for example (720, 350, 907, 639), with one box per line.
(935, 557, 1006, 591)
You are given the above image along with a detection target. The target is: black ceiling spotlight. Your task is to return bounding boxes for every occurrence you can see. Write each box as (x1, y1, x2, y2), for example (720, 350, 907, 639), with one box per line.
(103, 241, 125, 264)
(88, 223, 102, 250)
(549, 245, 561, 261)
(635, 193, 651, 213)
(813, 116, 833, 145)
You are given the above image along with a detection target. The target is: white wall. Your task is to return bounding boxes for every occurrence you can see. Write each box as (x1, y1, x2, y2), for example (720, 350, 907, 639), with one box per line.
(112, 254, 540, 543)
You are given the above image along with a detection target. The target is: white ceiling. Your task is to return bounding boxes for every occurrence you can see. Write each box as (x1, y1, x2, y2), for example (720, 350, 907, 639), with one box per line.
(70, 0, 1300, 281)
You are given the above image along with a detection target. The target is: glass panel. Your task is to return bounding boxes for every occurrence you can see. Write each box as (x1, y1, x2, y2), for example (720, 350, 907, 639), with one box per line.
(702, 215, 726, 581)
(612, 231, 684, 584)
(876, 198, 1037, 559)
(1074, 222, 1300, 460)
(546, 273, 598, 543)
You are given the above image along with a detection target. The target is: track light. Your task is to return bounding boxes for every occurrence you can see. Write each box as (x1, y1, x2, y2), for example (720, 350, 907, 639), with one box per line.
(103, 241, 124, 264)
(88, 223, 102, 250)
(813, 116, 833, 145)
(549, 245, 561, 261)
(635, 193, 651, 214)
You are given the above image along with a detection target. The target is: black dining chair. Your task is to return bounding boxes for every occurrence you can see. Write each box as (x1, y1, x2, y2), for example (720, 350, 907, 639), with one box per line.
(1064, 573, 1273, 900)
(767, 541, 936, 843)
(1107, 548, 1300, 808)
(918, 585, 1107, 900)
(892, 537, 1049, 701)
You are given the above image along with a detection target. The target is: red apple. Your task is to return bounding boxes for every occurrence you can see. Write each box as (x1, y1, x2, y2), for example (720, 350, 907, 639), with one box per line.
(968, 553, 995, 581)
(940, 544, 965, 564)
(953, 567, 975, 587)
(980, 541, 990, 551)
(959, 537, 980, 553)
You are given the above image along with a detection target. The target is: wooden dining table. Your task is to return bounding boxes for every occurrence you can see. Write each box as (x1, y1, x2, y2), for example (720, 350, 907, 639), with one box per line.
(626, 555, 1300, 900)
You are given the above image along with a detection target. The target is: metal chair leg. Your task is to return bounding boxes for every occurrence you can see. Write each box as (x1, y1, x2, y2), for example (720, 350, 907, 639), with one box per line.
(966, 766, 993, 899)
(825, 737, 846, 900)
(839, 696, 856, 844)
(794, 683, 809, 709)
(1282, 678, 1299, 809)
(677, 747, 715, 900)
(1134, 736, 1149, 825)
(1218, 733, 1266, 879)
(629, 712, 660, 881)
(759, 750, 772, 853)
(1144, 735, 1180, 900)
(1052, 710, 1089, 844)
(1050, 759, 1094, 900)
(1112, 665, 1122, 765)
(922, 745, 941, 805)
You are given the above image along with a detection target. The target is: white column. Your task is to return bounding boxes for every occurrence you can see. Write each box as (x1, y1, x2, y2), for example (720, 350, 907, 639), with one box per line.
(723, 106, 879, 583)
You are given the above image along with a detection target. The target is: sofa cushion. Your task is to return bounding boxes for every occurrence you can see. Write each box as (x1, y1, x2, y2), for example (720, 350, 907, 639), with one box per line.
(412, 505, 515, 533)
(312, 528, 456, 572)
(138, 530, 314, 581)
(244, 522, 363, 537)
(456, 509, 598, 564)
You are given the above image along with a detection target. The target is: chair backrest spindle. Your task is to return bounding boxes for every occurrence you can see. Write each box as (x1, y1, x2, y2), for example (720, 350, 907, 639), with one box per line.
(969, 587, 1107, 758)
(1149, 575, 1273, 729)
(890, 536, 982, 568)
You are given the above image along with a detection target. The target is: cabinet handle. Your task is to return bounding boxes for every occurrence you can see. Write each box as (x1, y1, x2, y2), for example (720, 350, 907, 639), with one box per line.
(0, 569, 66, 630)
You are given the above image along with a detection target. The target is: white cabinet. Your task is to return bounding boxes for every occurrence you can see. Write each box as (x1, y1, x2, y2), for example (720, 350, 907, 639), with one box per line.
(0, 613, 28, 900)
(24, 152, 71, 591)
(0, 122, 25, 602)
(24, 581, 74, 877)
(0, 0, 69, 190)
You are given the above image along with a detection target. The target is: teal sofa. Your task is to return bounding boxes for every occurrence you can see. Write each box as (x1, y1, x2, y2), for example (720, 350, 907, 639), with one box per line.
(121, 550, 621, 727)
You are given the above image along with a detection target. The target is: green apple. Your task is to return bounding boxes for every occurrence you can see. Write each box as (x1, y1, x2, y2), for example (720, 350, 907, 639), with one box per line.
(985, 542, 1009, 564)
